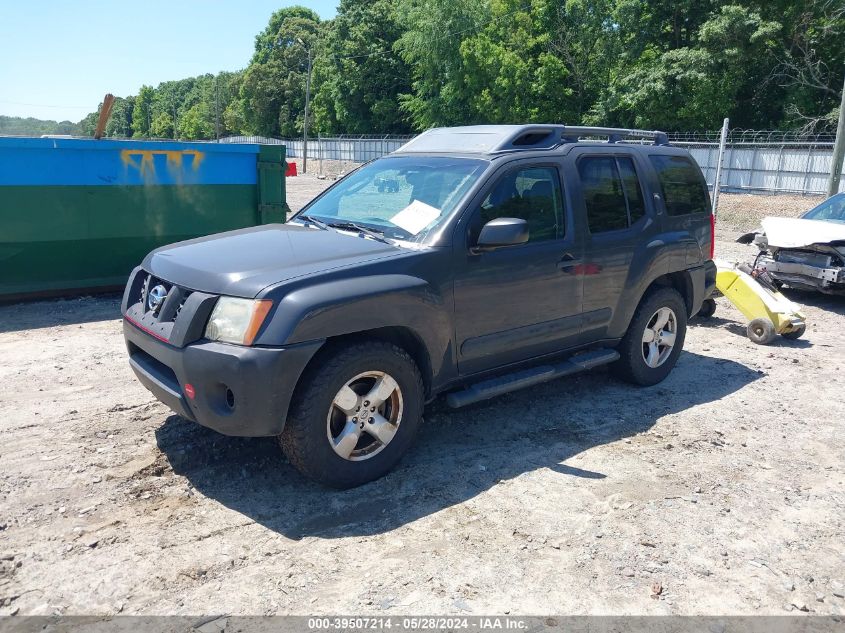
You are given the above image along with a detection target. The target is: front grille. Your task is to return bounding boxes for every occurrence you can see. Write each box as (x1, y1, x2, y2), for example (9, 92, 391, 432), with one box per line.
(137, 272, 191, 322)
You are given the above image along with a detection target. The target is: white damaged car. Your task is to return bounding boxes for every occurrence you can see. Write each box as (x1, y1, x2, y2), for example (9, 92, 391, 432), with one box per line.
(739, 193, 845, 295)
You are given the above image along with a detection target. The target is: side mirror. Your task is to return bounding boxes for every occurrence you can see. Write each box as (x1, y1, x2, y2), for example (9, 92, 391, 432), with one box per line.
(476, 217, 529, 250)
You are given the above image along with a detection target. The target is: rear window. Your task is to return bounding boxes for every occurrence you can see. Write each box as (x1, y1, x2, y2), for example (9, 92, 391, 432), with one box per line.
(649, 155, 709, 216)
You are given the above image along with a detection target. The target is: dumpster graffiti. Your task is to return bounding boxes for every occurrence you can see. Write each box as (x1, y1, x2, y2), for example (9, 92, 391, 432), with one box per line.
(120, 149, 205, 181)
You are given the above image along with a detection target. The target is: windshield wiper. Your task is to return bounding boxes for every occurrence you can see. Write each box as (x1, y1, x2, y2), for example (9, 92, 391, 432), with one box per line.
(326, 221, 391, 244)
(297, 214, 330, 230)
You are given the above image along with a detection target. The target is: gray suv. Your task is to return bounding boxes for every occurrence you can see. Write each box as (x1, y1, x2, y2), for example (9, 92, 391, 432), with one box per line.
(122, 125, 717, 487)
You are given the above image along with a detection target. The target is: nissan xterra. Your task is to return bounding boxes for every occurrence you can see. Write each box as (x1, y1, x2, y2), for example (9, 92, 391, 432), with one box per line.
(122, 125, 717, 488)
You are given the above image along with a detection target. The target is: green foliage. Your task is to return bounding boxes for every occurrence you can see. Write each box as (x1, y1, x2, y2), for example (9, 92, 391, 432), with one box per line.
(312, 0, 412, 134)
(40, 0, 845, 139)
(150, 112, 174, 138)
(131, 85, 155, 138)
(105, 97, 134, 138)
(396, 0, 488, 128)
(233, 6, 321, 137)
(0, 115, 82, 136)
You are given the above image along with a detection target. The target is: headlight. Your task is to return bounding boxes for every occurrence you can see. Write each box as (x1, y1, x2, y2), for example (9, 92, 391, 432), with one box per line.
(205, 297, 273, 346)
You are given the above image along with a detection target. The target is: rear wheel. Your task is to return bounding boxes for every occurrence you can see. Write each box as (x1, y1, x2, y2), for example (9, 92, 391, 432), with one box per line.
(279, 340, 424, 488)
(613, 287, 687, 386)
(747, 318, 776, 345)
(697, 298, 717, 319)
(781, 323, 805, 340)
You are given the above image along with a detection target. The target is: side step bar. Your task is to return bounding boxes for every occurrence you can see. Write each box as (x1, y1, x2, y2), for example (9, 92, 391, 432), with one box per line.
(446, 348, 620, 409)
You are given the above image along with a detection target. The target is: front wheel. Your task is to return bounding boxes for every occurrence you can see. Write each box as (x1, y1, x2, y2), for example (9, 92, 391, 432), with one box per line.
(613, 287, 687, 386)
(747, 318, 776, 345)
(279, 340, 424, 488)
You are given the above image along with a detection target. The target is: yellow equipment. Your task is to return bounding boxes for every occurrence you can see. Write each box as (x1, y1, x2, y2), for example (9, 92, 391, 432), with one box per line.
(698, 260, 806, 344)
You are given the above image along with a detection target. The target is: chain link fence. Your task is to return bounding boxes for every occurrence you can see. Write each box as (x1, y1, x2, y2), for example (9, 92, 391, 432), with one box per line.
(224, 130, 845, 195)
(668, 130, 841, 195)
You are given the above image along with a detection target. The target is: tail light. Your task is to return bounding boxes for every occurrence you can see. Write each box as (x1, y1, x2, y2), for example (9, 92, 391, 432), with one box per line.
(709, 213, 716, 260)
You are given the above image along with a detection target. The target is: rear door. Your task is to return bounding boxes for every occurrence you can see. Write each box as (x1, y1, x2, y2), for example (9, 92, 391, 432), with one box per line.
(452, 161, 583, 375)
(568, 148, 653, 340)
(647, 154, 712, 266)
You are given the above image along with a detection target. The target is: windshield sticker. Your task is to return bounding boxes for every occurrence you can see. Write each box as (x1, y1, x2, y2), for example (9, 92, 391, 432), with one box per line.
(389, 199, 441, 235)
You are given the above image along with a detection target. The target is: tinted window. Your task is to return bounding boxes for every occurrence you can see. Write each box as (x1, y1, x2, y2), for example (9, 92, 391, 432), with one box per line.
(479, 167, 564, 242)
(649, 155, 709, 216)
(618, 157, 645, 223)
(578, 157, 628, 232)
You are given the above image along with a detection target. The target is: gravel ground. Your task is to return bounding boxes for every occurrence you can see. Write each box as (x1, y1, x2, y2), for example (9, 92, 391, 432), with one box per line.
(1, 184, 844, 617)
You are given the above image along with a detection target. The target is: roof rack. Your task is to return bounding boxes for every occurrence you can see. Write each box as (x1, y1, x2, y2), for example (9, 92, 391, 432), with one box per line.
(394, 124, 670, 155)
(558, 126, 669, 146)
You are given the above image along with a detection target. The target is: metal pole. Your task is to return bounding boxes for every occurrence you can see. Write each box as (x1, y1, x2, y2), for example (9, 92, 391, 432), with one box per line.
(215, 74, 220, 141)
(302, 47, 313, 174)
(318, 134, 323, 177)
(827, 71, 845, 197)
(712, 118, 730, 216)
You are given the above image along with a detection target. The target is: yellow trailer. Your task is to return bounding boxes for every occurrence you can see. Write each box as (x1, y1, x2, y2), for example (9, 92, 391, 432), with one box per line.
(698, 260, 806, 344)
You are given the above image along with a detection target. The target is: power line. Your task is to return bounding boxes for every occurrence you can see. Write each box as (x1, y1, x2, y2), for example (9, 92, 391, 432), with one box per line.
(0, 100, 93, 110)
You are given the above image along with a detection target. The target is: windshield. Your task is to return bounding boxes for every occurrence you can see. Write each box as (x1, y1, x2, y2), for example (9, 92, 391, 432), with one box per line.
(297, 156, 488, 241)
(802, 193, 845, 223)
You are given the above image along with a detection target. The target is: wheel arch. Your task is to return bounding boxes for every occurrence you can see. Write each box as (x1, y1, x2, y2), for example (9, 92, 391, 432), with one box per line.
(299, 326, 435, 399)
(645, 270, 695, 315)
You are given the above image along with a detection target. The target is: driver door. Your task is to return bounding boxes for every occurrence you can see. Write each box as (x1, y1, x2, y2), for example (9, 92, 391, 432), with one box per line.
(453, 163, 584, 375)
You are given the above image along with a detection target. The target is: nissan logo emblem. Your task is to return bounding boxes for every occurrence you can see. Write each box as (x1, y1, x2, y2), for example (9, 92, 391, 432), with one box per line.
(147, 284, 168, 312)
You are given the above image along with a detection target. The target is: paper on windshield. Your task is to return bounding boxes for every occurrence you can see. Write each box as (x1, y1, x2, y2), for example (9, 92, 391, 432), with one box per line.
(390, 199, 441, 235)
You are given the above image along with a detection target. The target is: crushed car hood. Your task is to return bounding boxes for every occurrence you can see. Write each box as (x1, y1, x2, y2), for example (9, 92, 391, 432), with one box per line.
(759, 217, 845, 249)
(143, 224, 402, 297)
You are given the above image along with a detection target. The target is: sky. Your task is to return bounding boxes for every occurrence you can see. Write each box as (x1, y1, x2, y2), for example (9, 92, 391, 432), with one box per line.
(0, 0, 337, 122)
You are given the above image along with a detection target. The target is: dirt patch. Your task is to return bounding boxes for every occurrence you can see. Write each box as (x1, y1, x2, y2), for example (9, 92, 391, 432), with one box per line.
(715, 193, 823, 233)
(1, 189, 844, 616)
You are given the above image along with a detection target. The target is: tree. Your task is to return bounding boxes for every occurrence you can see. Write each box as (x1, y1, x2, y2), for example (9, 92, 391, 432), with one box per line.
(459, 0, 574, 124)
(313, 0, 412, 134)
(150, 112, 174, 138)
(132, 85, 154, 138)
(105, 97, 134, 138)
(178, 103, 214, 139)
(396, 0, 488, 129)
(234, 6, 321, 137)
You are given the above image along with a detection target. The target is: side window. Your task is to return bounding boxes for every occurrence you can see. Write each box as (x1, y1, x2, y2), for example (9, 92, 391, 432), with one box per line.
(479, 166, 564, 242)
(649, 155, 709, 216)
(578, 157, 628, 233)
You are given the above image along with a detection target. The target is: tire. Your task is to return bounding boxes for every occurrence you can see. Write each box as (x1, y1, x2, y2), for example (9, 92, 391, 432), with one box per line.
(279, 340, 424, 489)
(697, 298, 717, 319)
(781, 323, 806, 340)
(746, 318, 776, 345)
(613, 287, 687, 386)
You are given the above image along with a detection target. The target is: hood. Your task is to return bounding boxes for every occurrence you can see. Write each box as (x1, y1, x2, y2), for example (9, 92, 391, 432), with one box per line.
(143, 224, 401, 297)
(761, 217, 845, 249)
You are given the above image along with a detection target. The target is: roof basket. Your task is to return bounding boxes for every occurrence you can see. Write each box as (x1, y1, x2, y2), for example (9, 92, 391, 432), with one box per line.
(559, 126, 669, 146)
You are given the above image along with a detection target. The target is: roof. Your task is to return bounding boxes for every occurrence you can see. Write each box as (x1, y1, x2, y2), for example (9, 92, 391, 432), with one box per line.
(395, 125, 670, 155)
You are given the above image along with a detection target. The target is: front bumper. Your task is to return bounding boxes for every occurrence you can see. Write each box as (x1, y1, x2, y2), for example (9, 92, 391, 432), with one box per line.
(759, 253, 845, 295)
(124, 318, 323, 437)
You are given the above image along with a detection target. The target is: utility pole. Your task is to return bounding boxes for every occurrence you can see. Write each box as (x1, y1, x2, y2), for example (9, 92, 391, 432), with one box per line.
(298, 38, 313, 174)
(827, 70, 845, 197)
(215, 74, 221, 141)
